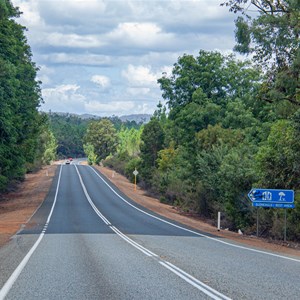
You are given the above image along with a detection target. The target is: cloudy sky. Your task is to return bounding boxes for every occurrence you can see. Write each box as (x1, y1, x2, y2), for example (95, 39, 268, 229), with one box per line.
(12, 0, 239, 117)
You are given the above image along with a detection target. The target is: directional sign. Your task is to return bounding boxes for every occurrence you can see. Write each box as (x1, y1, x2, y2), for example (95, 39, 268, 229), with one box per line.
(248, 188, 294, 208)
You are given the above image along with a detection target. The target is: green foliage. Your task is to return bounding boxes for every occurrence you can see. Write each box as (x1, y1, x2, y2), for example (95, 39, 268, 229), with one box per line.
(256, 120, 300, 189)
(117, 126, 143, 157)
(102, 42, 299, 240)
(124, 157, 142, 182)
(48, 113, 89, 158)
(158, 50, 260, 113)
(139, 118, 164, 184)
(222, 0, 300, 105)
(83, 143, 98, 165)
(84, 119, 118, 162)
(0, 0, 50, 191)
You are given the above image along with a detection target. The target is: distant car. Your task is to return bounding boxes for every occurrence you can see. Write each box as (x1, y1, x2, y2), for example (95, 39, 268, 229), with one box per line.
(65, 160, 71, 165)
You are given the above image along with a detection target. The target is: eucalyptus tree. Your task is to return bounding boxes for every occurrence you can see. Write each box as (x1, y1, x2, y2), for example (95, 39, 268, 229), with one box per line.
(221, 0, 300, 105)
(0, 0, 44, 190)
(83, 119, 118, 163)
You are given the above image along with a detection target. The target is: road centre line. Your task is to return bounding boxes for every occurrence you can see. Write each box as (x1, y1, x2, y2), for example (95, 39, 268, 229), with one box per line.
(110, 226, 157, 257)
(75, 165, 230, 299)
(89, 166, 300, 263)
(162, 261, 231, 300)
(74, 165, 110, 225)
(0, 165, 63, 300)
(159, 261, 230, 300)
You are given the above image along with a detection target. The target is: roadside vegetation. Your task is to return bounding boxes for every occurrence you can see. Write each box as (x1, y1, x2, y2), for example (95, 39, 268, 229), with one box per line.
(84, 1, 300, 241)
(0, 1, 57, 192)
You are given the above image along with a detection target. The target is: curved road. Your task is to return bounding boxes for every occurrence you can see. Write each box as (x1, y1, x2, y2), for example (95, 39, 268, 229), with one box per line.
(0, 163, 299, 299)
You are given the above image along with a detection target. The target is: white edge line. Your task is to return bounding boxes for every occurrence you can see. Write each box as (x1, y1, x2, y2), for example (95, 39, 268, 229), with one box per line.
(89, 166, 300, 263)
(0, 165, 63, 300)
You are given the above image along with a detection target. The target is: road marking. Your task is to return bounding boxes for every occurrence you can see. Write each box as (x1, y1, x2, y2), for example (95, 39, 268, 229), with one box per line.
(0, 165, 63, 300)
(159, 261, 230, 300)
(75, 165, 231, 300)
(74, 165, 110, 225)
(89, 166, 300, 263)
(110, 226, 157, 257)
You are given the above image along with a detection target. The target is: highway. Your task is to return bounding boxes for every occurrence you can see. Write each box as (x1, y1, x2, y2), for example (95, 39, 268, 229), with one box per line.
(0, 163, 300, 299)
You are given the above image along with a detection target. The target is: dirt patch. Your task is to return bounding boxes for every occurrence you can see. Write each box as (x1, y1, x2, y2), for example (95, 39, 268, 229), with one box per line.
(96, 166, 300, 257)
(0, 165, 57, 247)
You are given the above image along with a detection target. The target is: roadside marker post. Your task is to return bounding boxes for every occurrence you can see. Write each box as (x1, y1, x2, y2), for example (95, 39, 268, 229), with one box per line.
(133, 169, 139, 191)
(217, 212, 221, 231)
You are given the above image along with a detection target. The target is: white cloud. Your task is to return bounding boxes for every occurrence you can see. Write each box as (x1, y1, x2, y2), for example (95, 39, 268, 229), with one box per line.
(13, 0, 43, 28)
(122, 65, 157, 87)
(107, 22, 175, 47)
(85, 101, 135, 115)
(37, 65, 54, 85)
(46, 33, 104, 48)
(41, 53, 111, 66)
(91, 75, 111, 88)
(12, 0, 237, 117)
(41, 84, 86, 113)
(127, 87, 150, 96)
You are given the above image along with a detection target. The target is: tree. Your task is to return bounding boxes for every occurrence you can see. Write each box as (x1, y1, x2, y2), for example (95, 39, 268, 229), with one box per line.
(140, 118, 164, 184)
(83, 143, 98, 165)
(256, 119, 300, 189)
(221, 0, 300, 105)
(117, 126, 143, 157)
(48, 113, 90, 158)
(158, 50, 260, 113)
(83, 119, 118, 163)
(0, 0, 45, 190)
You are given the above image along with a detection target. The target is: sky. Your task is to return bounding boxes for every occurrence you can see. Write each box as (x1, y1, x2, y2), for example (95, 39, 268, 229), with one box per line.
(12, 0, 239, 117)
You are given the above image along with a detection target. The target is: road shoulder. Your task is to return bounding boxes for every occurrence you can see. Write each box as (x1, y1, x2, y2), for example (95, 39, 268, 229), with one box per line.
(95, 165, 300, 257)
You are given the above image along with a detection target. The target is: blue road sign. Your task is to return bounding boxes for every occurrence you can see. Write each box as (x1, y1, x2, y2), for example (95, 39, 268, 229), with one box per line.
(248, 188, 294, 208)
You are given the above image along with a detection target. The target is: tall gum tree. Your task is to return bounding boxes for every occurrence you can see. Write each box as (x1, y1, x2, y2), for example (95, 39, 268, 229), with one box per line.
(221, 0, 300, 105)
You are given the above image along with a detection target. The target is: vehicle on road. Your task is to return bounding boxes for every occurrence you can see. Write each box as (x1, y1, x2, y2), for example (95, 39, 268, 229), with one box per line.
(65, 160, 70, 165)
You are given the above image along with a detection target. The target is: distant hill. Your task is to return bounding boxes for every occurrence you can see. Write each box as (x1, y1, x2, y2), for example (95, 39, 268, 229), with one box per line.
(47, 112, 151, 123)
(119, 114, 151, 124)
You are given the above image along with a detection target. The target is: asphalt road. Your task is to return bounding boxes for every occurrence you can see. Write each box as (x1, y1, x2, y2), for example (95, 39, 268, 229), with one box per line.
(0, 163, 300, 299)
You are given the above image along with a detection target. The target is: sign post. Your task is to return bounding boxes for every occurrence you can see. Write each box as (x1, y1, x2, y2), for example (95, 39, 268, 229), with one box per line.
(133, 169, 139, 191)
(248, 188, 295, 241)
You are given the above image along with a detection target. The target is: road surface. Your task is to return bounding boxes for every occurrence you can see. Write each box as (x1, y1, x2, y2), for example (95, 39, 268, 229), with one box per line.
(0, 163, 299, 299)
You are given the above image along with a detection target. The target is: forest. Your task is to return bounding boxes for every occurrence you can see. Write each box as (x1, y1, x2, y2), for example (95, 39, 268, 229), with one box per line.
(0, 1, 56, 191)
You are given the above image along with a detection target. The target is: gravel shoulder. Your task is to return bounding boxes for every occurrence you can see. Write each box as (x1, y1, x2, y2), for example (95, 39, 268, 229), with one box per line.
(0, 165, 57, 247)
